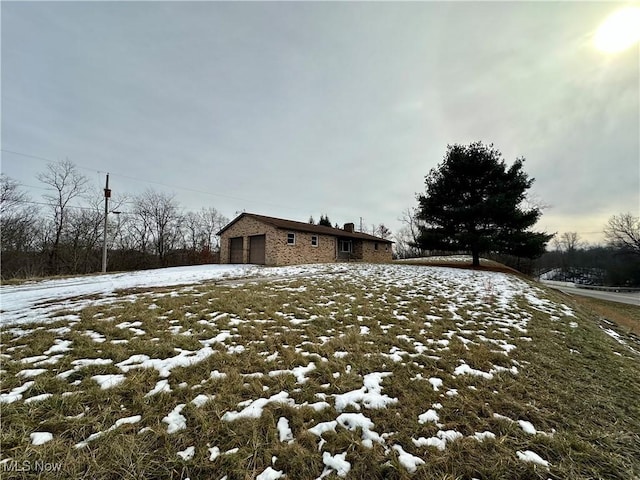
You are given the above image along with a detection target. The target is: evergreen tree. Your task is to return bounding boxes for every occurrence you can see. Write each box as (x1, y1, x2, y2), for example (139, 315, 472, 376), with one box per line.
(318, 214, 332, 227)
(415, 142, 552, 267)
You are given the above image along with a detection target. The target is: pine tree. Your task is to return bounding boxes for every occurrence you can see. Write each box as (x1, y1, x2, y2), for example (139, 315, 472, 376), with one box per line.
(415, 142, 552, 267)
(318, 215, 332, 227)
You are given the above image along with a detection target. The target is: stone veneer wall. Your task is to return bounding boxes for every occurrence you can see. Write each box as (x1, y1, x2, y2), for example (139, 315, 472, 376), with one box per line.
(220, 215, 392, 265)
(219, 216, 280, 265)
(272, 230, 336, 266)
(361, 240, 393, 263)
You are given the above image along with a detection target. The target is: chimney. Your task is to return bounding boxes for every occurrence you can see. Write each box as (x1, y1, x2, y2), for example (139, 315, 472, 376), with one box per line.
(343, 222, 355, 233)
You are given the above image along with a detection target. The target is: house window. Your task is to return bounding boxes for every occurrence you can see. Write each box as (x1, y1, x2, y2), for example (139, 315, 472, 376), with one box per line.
(374, 242, 379, 251)
(311, 235, 318, 247)
(340, 240, 352, 253)
(287, 232, 296, 245)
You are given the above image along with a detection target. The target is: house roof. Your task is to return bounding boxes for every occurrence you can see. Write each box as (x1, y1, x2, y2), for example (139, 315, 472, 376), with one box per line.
(217, 213, 393, 243)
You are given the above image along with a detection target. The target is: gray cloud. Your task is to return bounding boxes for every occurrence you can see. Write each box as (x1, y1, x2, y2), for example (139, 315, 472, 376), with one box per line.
(2, 1, 637, 243)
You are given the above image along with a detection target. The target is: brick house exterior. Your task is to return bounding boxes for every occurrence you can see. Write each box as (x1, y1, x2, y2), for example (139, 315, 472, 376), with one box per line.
(218, 213, 393, 266)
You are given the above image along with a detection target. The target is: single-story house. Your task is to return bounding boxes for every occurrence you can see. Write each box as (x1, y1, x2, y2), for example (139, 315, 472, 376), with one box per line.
(217, 213, 393, 266)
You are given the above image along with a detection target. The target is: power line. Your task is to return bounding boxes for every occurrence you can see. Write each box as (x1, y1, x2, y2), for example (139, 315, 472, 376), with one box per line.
(1, 149, 102, 174)
(10, 199, 98, 212)
(1, 147, 295, 212)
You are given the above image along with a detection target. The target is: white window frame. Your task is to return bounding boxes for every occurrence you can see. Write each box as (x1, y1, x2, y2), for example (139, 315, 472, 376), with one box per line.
(340, 240, 352, 253)
(287, 232, 296, 245)
(311, 235, 319, 247)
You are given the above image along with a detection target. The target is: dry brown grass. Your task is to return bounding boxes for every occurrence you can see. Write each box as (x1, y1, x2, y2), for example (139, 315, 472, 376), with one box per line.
(1, 264, 639, 479)
(567, 295, 640, 336)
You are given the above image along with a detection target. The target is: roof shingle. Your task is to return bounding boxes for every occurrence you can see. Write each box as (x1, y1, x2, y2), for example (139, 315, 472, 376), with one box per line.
(218, 213, 393, 243)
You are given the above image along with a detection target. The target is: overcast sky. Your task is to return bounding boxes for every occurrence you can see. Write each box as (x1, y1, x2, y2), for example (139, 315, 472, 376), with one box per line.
(2, 1, 638, 244)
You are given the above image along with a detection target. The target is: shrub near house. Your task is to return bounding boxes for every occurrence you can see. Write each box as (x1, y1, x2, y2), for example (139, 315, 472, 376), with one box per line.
(218, 213, 392, 266)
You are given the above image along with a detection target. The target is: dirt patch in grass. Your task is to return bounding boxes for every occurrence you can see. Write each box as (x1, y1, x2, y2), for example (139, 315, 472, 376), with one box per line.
(567, 294, 640, 336)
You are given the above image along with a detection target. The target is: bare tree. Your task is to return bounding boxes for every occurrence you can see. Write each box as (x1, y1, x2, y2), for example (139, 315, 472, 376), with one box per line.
(0, 174, 39, 252)
(374, 223, 392, 240)
(393, 208, 426, 258)
(132, 189, 182, 266)
(199, 207, 228, 252)
(553, 232, 582, 253)
(604, 213, 640, 255)
(37, 160, 89, 274)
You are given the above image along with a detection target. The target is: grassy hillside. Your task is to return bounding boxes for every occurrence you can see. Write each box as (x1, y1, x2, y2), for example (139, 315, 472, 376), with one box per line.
(1, 264, 638, 479)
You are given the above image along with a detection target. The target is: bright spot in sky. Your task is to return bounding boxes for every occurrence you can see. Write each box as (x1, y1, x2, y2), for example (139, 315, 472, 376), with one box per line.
(594, 7, 640, 53)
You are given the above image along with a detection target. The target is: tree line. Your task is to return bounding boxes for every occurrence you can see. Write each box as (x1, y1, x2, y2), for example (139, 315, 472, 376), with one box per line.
(3, 144, 637, 285)
(536, 222, 640, 287)
(1, 160, 228, 279)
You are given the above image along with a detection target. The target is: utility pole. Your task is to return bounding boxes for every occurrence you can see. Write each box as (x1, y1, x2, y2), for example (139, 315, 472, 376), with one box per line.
(101, 173, 110, 273)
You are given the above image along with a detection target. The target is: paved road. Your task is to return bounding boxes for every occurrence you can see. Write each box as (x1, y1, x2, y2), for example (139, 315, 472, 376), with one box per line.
(543, 282, 639, 306)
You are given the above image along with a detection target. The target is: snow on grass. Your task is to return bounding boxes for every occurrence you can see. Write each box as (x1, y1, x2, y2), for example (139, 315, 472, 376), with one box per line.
(145, 379, 172, 397)
(116, 346, 215, 378)
(393, 444, 426, 473)
(276, 417, 294, 444)
(256, 466, 285, 480)
(221, 392, 292, 422)
(30, 432, 53, 445)
(91, 374, 126, 390)
(516, 450, 550, 468)
(75, 415, 141, 449)
(0, 381, 34, 403)
(321, 451, 351, 478)
(334, 372, 398, 411)
(162, 404, 187, 434)
(0, 264, 263, 326)
(176, 446, 195, 461)
(0, 262, 609, 478)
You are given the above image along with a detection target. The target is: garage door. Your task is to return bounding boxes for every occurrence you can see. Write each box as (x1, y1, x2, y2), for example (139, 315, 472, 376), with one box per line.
(249, 235, 266, 265)
(230, 237, 244, 263)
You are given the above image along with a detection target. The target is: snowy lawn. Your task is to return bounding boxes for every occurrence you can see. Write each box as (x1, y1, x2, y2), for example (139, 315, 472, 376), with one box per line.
(1, 263, 639, 479)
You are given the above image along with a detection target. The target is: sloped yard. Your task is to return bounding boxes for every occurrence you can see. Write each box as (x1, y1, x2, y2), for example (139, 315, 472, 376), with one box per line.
(1, 264, 638, 479)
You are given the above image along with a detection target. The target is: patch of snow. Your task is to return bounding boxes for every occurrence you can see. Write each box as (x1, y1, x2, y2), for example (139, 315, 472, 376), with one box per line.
(91, 374, 126, 390)
(334, 372, 397, 411)
(277, 417, 294, 444)
(518, 420, 537, 435)
(145, 379, 172, 397)
(453, 362, 493, 380)
(1, 264, 261, 326)
(308, 421, 338, 437)
(24, 393, 53, 403)
(177, 446, 195, 461)
(17, 368, 47, 378)
(428, 377, 443, 391)
(268, 363, 316, 384)
(472, 431, 496, 441)
(208, 446, 220, 461)
(393, 444, 425, 473)
(256, 466, 284, 480)
(322, 452, 351, 478)
(30, 432, 53, 445)
(43, 339, 73, 355)
(191, 394, 215, 408)
(116, 346, 215, 377)
(516, 450, 550, 468)
(412, 430, 463, 451)
(221, 392, 292, 422)
(163, 404, 187, 434)
(418, 409, 440, 425)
